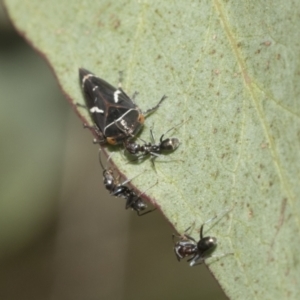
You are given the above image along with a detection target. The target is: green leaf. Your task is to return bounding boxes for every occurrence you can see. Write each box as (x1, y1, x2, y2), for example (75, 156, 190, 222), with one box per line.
(4, 0, 300, 298)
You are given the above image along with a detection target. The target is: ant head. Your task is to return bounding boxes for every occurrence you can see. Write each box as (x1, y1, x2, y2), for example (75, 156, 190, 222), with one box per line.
(103, 169, 115, 191)
(134, 198, 147, 212)
(197, 236, 217, 253)
(160, 138, 180, 151)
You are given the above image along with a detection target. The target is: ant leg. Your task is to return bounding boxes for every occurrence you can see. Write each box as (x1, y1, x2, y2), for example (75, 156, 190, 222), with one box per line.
(76, 103, 87, 109)
(83, 123, 95, 130)
(172, 233, 177, 243)
(150, 127, 156, 144)
(159, 117, 191, 143)
(83, 123, 105, 144)
(131, 91, 139, 103)
(137, 207, 157, 216)
(133, 180, 158, 214)
(188, 254, 205, 266)
(119, 172, 142, 186)
(172, 222, 196, 243)
(200, 208, 233, 238)
(149, 151, 165, 170)
(150, 156, 157, 170)
(208, 252, 234, 260)
(191, 253, 234, 267)
(137, 180, 158, 197)
(143, 95, 167, 116)
(93, 138, 105, 144)
(182, 234, 197, 243)
(98, 149, 116, 171)
(98, 148, 106, 170)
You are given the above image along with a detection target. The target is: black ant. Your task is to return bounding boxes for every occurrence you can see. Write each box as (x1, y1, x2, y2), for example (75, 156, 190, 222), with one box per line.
(99, 150, 156, 216)
(123, 122, 185, 164)
(173, 209, 232, 266)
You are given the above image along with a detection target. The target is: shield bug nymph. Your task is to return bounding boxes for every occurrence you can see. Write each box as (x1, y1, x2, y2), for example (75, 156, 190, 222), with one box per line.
(173, 209, 233, 266)
(79, 68, 166, 145)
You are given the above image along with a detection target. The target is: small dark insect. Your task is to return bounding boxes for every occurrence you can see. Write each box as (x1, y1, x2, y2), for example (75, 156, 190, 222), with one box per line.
(120, 185, 157, 216)
(124, 126, 180, 163)
(99, 150, 156, 216)
(173, 210, 232, 266)
(79, 68, 166, 145)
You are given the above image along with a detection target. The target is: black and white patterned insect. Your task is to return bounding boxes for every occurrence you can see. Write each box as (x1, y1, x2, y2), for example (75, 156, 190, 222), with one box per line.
(99, 150, 156, 216)
(123, 126, 180, 163)
(173, 210, 231, 266)
(79, 68, 166, 145)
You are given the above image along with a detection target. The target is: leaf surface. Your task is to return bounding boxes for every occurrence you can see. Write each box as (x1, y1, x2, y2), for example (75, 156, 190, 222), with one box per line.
(4, 0, 300, 298)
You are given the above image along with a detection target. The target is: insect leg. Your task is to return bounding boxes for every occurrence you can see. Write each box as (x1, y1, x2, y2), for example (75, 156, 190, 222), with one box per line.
(143, 95, 167, 116)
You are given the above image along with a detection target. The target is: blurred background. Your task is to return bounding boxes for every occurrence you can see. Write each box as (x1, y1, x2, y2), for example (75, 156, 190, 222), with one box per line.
(0, 3, 227, 299)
